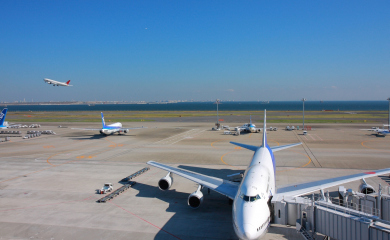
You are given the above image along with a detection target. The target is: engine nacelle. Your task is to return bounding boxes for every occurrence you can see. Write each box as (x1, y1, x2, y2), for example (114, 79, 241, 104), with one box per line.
(188, 185, 204, 209)
(359, 178, 375, 194)
(124, 129, 129, 133)
(158, 172, 173, 191)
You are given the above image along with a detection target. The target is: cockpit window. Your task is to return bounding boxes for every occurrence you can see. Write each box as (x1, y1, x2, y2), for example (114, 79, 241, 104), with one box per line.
(240, 194, 261, 202)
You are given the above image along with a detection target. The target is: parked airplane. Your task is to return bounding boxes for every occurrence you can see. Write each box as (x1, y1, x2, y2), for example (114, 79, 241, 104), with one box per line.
(237, 115, 261, 133)
(43, 78, 72, 87)
(0, 108, 8, 129)
(72, 112, 146, 135)
(361, 126, 390, 137)
(148, 110, 390, 239)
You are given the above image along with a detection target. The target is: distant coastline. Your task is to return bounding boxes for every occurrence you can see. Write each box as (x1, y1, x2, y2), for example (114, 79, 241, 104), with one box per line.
(0, 101, 388, 112)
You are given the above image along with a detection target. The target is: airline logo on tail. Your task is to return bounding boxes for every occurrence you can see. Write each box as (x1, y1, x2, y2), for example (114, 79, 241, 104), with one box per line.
(66, 80, 71, 85)
(101, 112, 106, 128)
(0, 108, 8, 127)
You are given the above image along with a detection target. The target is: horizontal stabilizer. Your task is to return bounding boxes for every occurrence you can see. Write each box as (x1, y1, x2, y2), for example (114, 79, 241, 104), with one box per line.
(230, 141, 258, 151)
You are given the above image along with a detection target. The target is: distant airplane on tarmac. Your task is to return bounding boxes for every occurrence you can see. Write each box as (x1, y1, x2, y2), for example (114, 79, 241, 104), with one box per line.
(361, 126, 390, 137)
(72, 112, 146, 135)
(43, 78, 72, 87)
(0, 108, 8, 129)
(148, 109, 390, 239)
(237, 115, 261, 133)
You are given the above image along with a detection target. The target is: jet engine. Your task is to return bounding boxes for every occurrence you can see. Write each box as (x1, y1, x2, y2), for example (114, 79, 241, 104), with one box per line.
(158, 172, 173, 190)
(359, 178, 375, 194)
(188, 185, 203, 209)
(124, 129, 129, 133)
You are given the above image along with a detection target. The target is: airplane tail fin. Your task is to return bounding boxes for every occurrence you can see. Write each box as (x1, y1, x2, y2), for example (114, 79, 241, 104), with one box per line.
(262, 109, 267, 147)
(229, 110, 268, 151)
(66, 80, 71, 85)
(101, 112, 106, 128)
(0, 108, 8, 126)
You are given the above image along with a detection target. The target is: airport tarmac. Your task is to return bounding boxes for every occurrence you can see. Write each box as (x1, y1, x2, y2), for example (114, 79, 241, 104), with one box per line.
(1, 121, 390, 239)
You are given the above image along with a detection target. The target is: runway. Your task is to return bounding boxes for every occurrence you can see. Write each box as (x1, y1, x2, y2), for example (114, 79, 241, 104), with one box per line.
(1, 121, 389, 239)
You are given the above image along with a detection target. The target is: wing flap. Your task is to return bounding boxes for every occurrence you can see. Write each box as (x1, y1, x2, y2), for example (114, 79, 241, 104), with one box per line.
(147, 161, 239, 199)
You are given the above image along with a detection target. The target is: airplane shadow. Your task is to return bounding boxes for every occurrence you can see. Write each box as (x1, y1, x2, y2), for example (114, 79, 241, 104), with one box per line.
(68, 134, 107, 140)
(375, 134, 386, 138)
(67, 134, 137, 140)
(131, 182, 237, 240)
(379, 175, 390, 184)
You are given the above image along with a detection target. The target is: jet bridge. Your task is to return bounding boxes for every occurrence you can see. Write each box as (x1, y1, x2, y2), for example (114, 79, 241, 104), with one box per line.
(272, 183, 390, 240)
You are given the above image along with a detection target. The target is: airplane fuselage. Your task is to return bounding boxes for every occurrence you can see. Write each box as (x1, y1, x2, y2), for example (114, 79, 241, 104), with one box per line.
(374, 129, 390, 136)
(240, 123, 257, 133)
(233, 147, 275, 239)
(43, 78, 72, 87)
(100, 122, 122, 135)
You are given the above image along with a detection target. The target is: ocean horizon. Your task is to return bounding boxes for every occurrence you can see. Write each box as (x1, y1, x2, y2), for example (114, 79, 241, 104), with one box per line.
(2, 101, 389, 112)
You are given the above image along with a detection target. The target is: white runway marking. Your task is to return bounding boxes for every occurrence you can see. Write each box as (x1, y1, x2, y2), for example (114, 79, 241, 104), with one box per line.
(154, 129, 205, 145)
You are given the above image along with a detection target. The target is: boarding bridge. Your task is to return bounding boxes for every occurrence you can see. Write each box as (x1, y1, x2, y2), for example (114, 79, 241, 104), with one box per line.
(272, 184, 390, 240)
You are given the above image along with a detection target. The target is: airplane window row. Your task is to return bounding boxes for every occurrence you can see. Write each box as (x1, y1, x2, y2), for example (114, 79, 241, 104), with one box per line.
(240, 194, 261, 202)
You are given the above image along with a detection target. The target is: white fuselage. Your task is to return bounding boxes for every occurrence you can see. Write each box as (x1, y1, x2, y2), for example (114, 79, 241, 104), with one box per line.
(100, 122, 122, 135)
(43, 78, 71, 86)
(240, 123, 256, 133)
(232, 147, 275, 240)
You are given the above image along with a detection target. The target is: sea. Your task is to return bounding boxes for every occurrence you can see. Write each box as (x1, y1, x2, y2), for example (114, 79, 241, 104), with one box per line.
(3, 101, 389, 112)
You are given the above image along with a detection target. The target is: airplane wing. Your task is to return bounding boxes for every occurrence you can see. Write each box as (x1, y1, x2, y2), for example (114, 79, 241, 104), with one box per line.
(230, 142, 302, 152)
(71, 128, 101, 131)
(147, 161, 239, 199)
(271, 143, 302, 152)
(275, 168, 390, 199)
(119, 127, 147, 130)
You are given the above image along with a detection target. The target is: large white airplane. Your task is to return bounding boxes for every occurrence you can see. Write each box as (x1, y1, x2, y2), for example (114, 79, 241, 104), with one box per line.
(43, 78, 72, 87)
(72, 112, 146, 135)
(148, 110, 390, 239)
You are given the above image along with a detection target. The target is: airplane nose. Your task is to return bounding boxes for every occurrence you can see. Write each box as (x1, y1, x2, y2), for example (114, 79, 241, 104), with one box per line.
(243, 223, 256, 239)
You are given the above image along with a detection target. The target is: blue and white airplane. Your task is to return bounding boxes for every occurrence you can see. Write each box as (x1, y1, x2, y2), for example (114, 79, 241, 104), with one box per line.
(237, 115, 261, 133)
(148, 110, 390, 239)
(0, 108, 8, 129)
(361, 126, 390, 137)
(72, 112, 146, 135)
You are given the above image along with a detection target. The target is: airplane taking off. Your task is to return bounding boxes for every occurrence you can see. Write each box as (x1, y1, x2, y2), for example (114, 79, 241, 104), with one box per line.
(361, 126, 390, 137)
(0, 108, 8, 129)
(148, 110, 390, 239)
(43, 78, 72, 87)
(72, 112, 146, 135)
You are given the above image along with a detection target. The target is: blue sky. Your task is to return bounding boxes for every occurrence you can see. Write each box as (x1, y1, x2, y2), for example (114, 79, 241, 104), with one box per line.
(1, 1, 389, 102)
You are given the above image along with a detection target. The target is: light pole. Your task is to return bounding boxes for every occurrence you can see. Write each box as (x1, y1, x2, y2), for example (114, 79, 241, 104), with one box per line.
(215, 99, 220, 125)
(302, 98, 306, 130)
(387, 98, 390, 130)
